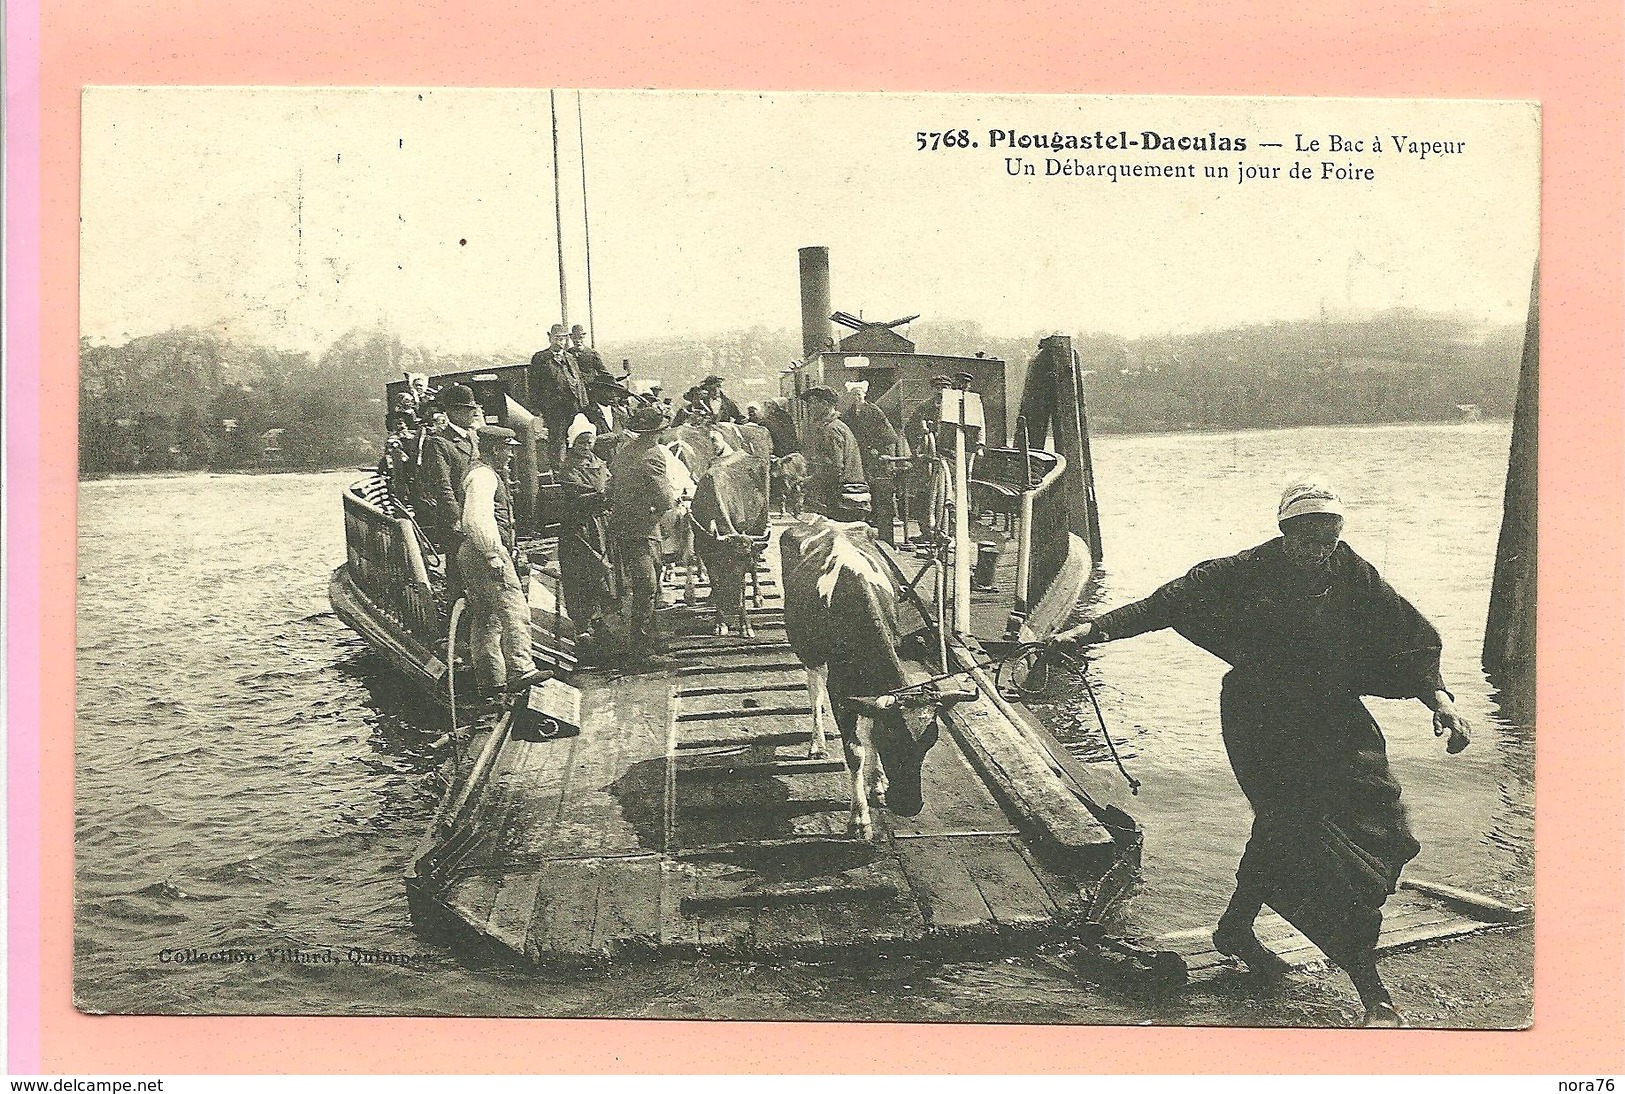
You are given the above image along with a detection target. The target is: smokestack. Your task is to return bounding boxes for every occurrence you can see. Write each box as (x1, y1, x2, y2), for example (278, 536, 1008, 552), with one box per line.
(798, 246, 833, 360)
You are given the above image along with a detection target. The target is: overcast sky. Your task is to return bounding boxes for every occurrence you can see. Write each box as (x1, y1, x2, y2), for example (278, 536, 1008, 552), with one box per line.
(81, 89, 1539, 355)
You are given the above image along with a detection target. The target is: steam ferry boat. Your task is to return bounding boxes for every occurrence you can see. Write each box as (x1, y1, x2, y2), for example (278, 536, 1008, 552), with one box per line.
(329, 247, 1144, 965)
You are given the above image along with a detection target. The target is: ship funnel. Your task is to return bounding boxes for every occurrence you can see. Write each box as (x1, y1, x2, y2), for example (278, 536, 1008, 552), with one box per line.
(799, 246, 833, 360)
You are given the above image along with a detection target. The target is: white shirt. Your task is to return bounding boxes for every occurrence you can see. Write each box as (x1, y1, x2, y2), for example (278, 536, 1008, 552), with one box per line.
(461, 463, 505, 559)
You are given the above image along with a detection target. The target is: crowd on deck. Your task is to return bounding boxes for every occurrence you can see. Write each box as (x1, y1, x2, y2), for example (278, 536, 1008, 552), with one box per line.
(371, 323, 976, 698)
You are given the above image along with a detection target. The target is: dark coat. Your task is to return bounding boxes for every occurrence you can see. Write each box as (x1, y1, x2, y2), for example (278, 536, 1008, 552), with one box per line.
(802, 411, 866, 516)
(558, 449, 613, 626)
(842, 400, 906, 484)
(415, 423, 479, 540)
(607, 433, 681, 539)
(1091, 538, 1443, 969)
(528, 348, 590, 436)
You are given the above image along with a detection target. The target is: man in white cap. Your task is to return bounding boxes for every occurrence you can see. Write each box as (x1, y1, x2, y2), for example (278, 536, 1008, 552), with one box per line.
(1052, 478, 1471, 1028)
(459, 425, 549, 699)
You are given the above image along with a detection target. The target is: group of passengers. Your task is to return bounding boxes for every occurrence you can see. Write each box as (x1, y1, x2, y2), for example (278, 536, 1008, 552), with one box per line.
(375, 326, 769, 694)
(374, 323, 972, 698)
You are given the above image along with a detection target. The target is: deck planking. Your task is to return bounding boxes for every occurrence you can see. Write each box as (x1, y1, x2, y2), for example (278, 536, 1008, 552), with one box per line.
(416, 520, 1134, 964)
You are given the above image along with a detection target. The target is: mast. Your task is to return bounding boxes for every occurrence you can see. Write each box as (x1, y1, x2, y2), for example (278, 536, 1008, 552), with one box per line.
(578, 91, 597, 347)
(550, 90, 569, 327)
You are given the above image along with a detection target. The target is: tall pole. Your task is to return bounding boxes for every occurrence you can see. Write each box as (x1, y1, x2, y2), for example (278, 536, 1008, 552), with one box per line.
(577, 92, 596, 348)
(550, 90, 569, 327)
(953, 391, 972, 635)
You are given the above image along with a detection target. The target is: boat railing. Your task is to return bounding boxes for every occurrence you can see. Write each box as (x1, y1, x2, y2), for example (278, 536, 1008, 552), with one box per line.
(342, 476, 445, 656)
(969, 445, 1067, 636)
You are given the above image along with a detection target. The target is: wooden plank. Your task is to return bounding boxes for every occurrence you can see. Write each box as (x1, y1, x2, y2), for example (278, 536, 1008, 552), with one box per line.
(678, 756, 847, 779)
(960, 837, 1059, 926)
(527, 860, 603, 960)
(485, 871, 544, 954)
(677, 729, 813, 751)
(444, 872, 503, 929)
(684, 856, 907, 910)
(944, 682, 1117, 857)
(676, 680, 804, 700)
(888, 731, 1016, 839)
(752, 902, 825, 952)
(677, 705, 812, 723)
(658, 861, 700, 949)
(678, 658, 806, 676)
(895, 840, 994, 930)
(697, 901, 756, 952)
(590, 858, 663, 956)
(545, 672, 670, 857)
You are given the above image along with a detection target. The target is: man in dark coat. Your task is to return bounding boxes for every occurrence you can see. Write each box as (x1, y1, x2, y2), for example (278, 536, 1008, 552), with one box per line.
(697, 375, 744, 423)
(799, 386, 868, 521)
(586, 378, 634, 463)
(1055, 480, 1472, 1027)
(606, 404, 685, 659)
(414, 383, 482, 564)
(904, 374, 953, 540)
(569, 324, 611, 385)
(841, 379, 907, 545)
(529, 323, 590, 465)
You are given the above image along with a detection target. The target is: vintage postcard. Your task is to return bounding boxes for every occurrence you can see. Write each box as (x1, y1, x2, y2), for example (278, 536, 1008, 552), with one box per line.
(74, 88, 1538, 1029)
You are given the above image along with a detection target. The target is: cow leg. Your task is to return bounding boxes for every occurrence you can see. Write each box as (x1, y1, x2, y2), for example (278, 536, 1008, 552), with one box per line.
(848, 715, 875, 839)
(682, 532, 698, 606)
(805, 664, 831, 759)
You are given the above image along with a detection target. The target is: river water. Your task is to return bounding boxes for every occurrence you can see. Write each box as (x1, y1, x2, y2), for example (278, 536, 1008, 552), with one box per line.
(75, 421, 1532, 1023)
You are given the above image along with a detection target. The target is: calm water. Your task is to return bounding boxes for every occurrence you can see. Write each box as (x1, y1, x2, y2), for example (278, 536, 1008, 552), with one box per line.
(75, 422, 1532, 1020)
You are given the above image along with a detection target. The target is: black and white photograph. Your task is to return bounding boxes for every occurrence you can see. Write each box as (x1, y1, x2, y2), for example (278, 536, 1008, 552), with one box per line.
(75, 88, 1538, 1027)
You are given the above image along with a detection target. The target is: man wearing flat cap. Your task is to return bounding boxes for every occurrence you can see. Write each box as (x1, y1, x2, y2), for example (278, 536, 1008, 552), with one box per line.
(529, 323, 591, 465)
(799, 385, 868, 521)
(607, 403, 681, 659)
(415, 383, 483, 564)
(459, 425, 548, 699)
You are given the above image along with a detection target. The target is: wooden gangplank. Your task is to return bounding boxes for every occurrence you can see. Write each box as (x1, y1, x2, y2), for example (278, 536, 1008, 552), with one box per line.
(410, 520, 1133, 965)
(1156, 880, 1531, 983)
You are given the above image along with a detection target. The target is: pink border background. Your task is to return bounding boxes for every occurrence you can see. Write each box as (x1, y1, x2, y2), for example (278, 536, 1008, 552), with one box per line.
(9, 0, 1623, 1075)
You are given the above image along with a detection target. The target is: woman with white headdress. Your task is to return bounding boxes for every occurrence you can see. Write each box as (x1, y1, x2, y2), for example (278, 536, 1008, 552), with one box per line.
(1054, 479, 1473, 1027)
(557, 413, 613, 644)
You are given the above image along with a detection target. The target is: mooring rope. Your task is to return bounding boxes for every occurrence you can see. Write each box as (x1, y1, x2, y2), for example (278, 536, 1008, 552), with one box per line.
(877, 639, 1142, 795)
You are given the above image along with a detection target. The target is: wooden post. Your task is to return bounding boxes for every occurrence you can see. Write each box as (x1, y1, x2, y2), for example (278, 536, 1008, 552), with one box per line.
(1484, 261, 1538, 678)
(953, 415, 972, 635)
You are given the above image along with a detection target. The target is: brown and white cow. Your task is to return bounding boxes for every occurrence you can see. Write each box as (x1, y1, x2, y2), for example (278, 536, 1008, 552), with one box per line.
(779, 516, 967, 838)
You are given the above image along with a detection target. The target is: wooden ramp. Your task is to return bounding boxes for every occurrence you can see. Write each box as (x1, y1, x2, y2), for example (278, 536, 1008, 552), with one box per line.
(1156, 880, 1531, 983)
(407, 521, 1136, 966)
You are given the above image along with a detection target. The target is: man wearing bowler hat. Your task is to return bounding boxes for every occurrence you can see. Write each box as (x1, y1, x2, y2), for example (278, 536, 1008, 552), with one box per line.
(529, 323, 591, 465)
(460, 425, 549, 699)
(568, 324, 610, 384)
(416, 383, 483, 564)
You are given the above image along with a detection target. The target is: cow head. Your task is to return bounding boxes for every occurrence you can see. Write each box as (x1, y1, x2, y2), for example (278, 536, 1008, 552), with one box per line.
(847, 687, 971, 817)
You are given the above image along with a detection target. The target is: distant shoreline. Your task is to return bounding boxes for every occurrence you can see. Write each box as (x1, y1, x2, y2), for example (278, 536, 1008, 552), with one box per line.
(77, 416, 1509, 482)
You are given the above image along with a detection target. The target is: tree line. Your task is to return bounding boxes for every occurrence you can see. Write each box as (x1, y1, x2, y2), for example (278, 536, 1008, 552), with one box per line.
(78, 310, 1522, 476)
